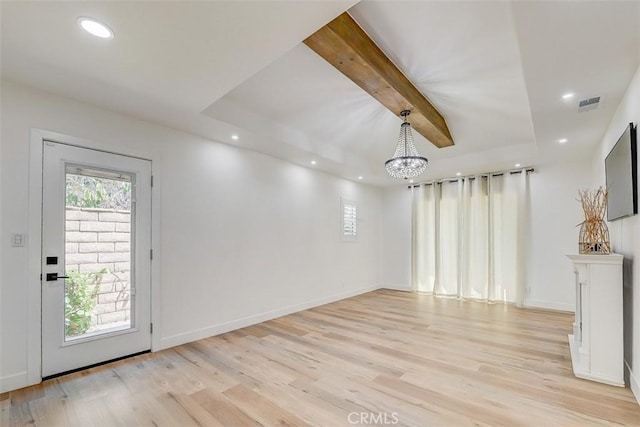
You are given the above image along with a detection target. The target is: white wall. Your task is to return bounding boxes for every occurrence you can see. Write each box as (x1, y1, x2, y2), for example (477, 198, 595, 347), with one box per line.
(0, 80, 383, 392)
(591, 63, 640, 402)
(381, 186, 412, 290)
(527, 161, 592, 311)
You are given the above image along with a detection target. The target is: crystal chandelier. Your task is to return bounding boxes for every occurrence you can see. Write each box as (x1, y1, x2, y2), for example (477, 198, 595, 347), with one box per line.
(385, 110, 428, 179)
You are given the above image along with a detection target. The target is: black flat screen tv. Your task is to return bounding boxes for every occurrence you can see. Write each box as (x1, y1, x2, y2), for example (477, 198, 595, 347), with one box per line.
(605, 122, 637, 221)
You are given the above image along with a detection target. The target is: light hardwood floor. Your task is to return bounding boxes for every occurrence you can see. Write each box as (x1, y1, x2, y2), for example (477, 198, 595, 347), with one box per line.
(2, 289, 640, 426)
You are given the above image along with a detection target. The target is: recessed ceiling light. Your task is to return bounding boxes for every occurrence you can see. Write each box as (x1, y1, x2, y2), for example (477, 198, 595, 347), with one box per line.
(562, 93, 575, 100)
(409, 179, 414, 183)
(456, 172, 461, 176)
(231, 134, 239, 141)
(78, 17, 114, 39)
(515, 163, 521, 167)
(310, 160, 317, 165)
(558, 138, 568, 144)
(358, 176, 363, 180)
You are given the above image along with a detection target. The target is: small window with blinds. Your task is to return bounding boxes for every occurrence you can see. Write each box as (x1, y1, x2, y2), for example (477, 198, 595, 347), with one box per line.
(341, 198, 357, 241)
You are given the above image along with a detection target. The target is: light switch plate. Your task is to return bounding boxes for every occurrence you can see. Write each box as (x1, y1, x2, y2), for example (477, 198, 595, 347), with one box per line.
(11, 233, 25, 247)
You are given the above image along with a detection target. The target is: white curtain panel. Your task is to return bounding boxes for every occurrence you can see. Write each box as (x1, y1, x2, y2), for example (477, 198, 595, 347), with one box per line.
(411, 170, 529, 305)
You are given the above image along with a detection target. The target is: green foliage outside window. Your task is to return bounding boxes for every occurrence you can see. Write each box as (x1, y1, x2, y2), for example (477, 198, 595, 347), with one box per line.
(66, 174, 131, 210)
(65, 269, 106, 337)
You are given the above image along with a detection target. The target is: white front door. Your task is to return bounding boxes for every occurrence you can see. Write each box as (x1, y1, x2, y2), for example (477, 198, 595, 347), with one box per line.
(41, 141, 152, 377)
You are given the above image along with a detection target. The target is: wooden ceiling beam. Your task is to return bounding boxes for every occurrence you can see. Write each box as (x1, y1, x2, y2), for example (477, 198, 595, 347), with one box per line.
(304, 12, 453, 148)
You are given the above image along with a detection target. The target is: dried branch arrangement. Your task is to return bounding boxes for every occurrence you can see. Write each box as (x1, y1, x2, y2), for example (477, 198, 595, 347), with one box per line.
(577, 187, 610, 254)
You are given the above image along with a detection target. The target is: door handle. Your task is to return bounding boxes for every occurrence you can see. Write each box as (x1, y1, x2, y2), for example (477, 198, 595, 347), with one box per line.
(46, 273, 70, 281)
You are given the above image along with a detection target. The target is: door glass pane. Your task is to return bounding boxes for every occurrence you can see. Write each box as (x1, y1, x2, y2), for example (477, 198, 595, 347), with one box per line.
(64, 166, 134, 341)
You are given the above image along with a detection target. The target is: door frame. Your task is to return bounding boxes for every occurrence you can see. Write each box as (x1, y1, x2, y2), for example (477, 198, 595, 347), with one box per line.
(27, 128, 162, 386)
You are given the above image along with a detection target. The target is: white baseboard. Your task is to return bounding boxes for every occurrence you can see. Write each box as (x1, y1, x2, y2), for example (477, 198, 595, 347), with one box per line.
(525, 299, 574, 312)
(627, 361, 640, 407)
(158, 285, 379, 350)
(380, 284, 412, 292)
(0, 371, 28, 393)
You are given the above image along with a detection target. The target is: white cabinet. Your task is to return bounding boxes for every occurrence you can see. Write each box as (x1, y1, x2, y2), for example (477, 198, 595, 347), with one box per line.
(567, 254, 624, 386)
